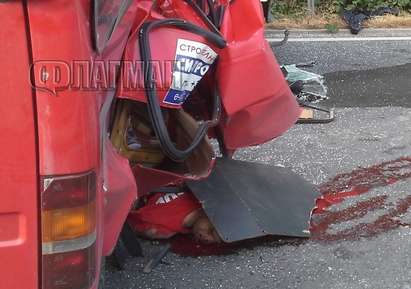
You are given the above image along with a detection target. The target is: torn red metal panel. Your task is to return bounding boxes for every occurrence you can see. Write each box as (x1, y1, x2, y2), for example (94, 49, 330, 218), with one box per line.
(217, 0, 301, 149)
(102, 141, 138, 255)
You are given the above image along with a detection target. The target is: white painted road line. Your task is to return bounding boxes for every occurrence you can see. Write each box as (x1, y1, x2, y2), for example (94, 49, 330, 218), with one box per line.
(267, 37, 411, 42)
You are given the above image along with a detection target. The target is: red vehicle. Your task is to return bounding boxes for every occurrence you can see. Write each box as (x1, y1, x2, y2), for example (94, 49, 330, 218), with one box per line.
(0, 1, 305, 289)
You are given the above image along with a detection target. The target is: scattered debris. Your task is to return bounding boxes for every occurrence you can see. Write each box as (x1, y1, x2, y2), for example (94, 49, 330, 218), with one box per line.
(281, 64, 335, 124)
(282, 64, 328, 103)
(343, 7, 400, 34)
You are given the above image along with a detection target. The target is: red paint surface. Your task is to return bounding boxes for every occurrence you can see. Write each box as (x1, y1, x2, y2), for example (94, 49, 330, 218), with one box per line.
(0, 2, 39, 288)
(217, 0, 300, 150)
(23, 1, 139, 288)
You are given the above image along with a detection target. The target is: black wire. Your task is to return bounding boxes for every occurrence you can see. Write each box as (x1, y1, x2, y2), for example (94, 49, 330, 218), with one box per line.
(182, 0, 222, 35)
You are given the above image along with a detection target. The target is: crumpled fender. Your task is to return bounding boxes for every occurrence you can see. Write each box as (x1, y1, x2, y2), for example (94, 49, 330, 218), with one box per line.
(217, 0, 301, 150)
(102, 139, 138, 255)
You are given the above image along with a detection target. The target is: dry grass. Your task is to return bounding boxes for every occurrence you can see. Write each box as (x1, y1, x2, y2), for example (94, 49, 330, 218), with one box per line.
(365, 14, 411, 28)
(266, 15, 344, 29)
(267, 15, 345, 29)
(266, 12, 411, 30)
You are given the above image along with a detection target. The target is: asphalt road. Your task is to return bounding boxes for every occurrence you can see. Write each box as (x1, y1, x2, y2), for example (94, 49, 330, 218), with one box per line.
(106, 33, 411, 289)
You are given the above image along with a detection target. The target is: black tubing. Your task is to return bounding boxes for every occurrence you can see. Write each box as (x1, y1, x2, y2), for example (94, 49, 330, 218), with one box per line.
(139, 19, 226, 161)
(206, 0, 218, 26)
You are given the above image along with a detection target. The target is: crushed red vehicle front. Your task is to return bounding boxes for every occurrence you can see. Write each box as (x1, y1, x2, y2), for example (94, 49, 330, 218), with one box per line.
(1, 1, 310, 289)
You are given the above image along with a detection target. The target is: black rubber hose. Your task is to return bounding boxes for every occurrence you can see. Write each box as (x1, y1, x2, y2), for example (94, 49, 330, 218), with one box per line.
(139, 19, 226, 161)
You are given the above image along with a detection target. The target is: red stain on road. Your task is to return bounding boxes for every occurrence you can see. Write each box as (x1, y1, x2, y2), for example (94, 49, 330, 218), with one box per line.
(311, 157, 411, 241)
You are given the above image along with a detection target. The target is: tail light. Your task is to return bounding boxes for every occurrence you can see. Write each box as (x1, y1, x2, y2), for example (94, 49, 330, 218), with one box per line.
(41, 171, 97, 289)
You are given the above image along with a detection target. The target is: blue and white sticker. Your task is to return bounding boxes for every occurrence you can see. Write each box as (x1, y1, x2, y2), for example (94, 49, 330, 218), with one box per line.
(164, 39, 218, 106)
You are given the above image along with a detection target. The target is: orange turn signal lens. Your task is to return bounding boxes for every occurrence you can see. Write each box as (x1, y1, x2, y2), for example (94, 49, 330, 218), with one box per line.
(41, 172, 97, 289)
(42, 202, 96, 243)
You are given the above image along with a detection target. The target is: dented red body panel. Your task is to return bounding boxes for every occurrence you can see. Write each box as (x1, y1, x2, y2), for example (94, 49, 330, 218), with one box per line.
(0, 2, 39, 289)
(0, 1, 299, 289)
(26, 0, 139, 260)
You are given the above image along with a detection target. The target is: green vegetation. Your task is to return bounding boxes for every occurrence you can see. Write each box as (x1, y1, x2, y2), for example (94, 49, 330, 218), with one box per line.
(271, 0, 411, 17)
(324, 22, 340, 32)
(338, 0, 410, 11)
